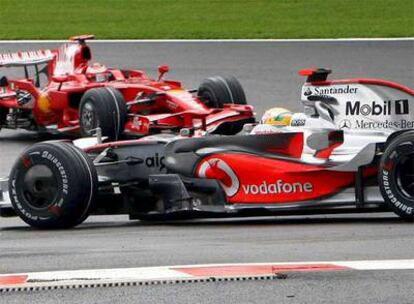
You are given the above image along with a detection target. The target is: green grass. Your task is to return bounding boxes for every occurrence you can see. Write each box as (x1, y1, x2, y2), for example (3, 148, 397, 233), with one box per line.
(0, 0, 412, 39)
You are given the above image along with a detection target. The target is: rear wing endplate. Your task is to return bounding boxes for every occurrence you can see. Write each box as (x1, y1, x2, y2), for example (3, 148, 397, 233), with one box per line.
(299, 68, 332, 82)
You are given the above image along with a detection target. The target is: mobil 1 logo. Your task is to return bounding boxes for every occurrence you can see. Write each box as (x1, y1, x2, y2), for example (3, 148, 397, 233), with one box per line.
(346, 99, 409, 116)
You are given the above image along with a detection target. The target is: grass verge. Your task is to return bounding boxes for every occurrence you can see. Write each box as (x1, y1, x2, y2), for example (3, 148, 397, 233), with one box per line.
(0, 0, 412, 39)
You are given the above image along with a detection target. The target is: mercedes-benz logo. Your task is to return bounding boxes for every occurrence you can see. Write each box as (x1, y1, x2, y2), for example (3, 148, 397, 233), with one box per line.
(339, 119, 351, 129)
(304, 88, 312, 96)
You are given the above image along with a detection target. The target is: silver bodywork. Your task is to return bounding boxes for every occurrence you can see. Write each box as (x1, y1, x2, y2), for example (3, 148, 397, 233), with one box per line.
(0, 178, 11, 214)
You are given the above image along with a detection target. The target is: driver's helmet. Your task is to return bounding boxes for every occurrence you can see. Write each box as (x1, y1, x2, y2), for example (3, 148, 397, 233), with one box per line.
(260, 107, 293, 126)
(86, 63, 108, 82)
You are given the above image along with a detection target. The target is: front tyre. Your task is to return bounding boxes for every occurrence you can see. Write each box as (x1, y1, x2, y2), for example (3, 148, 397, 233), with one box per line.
(79, 87, 127, 141)
(198, 75, 247, 108)
(9, 142, 98, 228)
(378, 131, 414, 221)
(198, 76, 249, 134)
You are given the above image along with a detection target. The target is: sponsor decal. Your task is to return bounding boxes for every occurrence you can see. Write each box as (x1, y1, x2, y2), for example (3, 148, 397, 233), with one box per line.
(21, 156, 32, 168)
(242, 180, 313, 195)
(311, 85, 358, 95)
(338, 119, 352, 129)
(132, 116, 150, 134)
(304, 88, 312, 96)
(197, 158, 239, 197)
(145, 153, 165, 171)
(41, 151, 68, 196)
(166, 100, 179, 110)
(354, 119, 414, 129)
(346, 99, 409, 116)
(169, 90, 205, 110)
(382, 170, 413, 215)
(290, 118, 306, 127)
(198, 159, 314, 197)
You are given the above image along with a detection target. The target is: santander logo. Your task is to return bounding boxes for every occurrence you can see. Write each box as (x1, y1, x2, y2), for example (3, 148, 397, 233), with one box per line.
(197, 158, 240, 197)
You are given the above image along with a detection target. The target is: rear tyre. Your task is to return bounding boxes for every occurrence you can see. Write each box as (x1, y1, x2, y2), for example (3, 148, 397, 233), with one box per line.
(198, 76, 249, 134)
(198, 75, 247, 108)
(378, 131, 414, 221)
(79, 87, 127, 140)
(9, 142, 97, 228)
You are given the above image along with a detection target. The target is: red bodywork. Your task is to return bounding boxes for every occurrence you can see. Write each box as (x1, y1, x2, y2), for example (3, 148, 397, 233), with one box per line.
(0, 36, 253, 135)
(197, 152, 358, 204)
(193, 132, 377, 205)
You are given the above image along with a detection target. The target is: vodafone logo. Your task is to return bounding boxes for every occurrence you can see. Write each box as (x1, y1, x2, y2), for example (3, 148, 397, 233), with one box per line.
(197, 158, 239, 197)
(242, 180, 313, 195)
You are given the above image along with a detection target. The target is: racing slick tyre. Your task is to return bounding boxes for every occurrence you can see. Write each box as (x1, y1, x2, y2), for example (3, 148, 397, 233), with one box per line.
(79, 87, 127, 141)
(378, 131, 414, 221)
(9, 142, 98, 229)
(198, 76, 248, 134)
(198, 75, 247, 108)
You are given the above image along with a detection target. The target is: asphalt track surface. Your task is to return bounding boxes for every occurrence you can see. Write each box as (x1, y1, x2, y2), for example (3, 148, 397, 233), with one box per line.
(0, 41, 413, 303)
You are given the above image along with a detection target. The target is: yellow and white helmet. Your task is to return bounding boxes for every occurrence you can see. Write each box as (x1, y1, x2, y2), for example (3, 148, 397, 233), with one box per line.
(260, 107, 293, 126)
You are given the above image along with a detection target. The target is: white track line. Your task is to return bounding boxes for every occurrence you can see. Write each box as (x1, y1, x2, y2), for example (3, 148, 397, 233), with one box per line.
(0, 259, 413, 289)
(0, 38, 412, 44)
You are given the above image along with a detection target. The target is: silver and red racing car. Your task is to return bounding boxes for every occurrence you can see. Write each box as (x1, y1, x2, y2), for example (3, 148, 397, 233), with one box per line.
(0, 68, 413, 228)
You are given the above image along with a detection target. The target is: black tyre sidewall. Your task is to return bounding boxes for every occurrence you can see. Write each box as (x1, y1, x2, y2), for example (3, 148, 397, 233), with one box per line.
(9, 142, 97, 228)
(198, 76, 248, 134)
(79, 87, 127, 140)
(198, 77, 230, 108)
(379, 132, 414, 221)
(199, 75, 247, 106)
(222, 76, 247, 105)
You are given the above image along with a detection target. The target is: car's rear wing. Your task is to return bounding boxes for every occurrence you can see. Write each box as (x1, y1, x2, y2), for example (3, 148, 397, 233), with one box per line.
(0, 49, 55, 67)
(299, 68, 332, 82)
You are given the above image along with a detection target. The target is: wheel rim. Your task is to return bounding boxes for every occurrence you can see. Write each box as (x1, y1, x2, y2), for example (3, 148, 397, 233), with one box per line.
(81, 101, 97, 133)
(22, 164, 59, 209)
(395, 152, 414, 199)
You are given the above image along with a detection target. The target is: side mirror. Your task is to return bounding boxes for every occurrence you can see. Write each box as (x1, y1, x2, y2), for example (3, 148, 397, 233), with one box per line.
(51, 75, 69, 83)
(51, 75, 69, 90)
(157, 65, 170, 81)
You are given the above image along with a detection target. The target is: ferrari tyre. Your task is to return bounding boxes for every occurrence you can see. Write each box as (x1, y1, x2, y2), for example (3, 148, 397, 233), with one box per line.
(9, 142, 98, 228)
(79, 87, 127, 140)
(198, 75, 247, 108)
(378, 131, 414, 221)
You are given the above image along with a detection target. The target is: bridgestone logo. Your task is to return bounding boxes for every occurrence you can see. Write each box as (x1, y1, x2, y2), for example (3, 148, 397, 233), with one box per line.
(41, 151, 68, 196)
(242, 180, 313, 195)
(382, 170, 413, 215)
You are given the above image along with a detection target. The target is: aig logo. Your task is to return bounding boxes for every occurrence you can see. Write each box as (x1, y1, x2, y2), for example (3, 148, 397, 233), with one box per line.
(346, 99, 409, 116)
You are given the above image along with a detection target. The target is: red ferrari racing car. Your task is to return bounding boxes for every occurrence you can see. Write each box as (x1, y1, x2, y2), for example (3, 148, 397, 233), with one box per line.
(0, 35, 254, 140)
(0, 68, 412, 228)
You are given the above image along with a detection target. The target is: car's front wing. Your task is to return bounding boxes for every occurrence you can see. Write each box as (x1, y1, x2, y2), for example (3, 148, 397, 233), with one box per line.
(0, 178, 15, 217)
